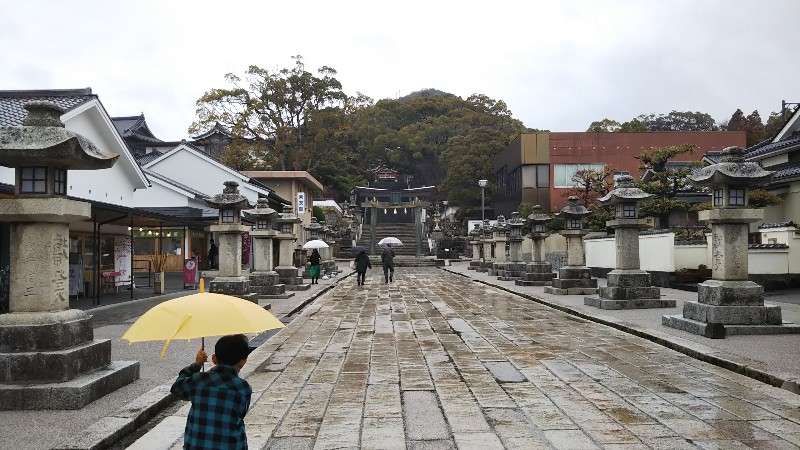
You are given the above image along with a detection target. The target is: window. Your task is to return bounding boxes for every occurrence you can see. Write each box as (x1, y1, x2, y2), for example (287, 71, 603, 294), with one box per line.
(522, 164, 550, 189)
(568, 218, 582, 229)
(729, 188, 745, 206)
(713, 189, 724, 207)
(623, 204, 636, 218)
(20, 167, 47, 193)
(256, 219, 269, 230)
(553, 164, 604, 188)
(54, 169, 67, 195)
(221, 209, 235, 223)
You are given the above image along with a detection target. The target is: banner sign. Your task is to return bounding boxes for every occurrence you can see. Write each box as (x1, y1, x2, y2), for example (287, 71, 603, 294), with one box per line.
(297, 192, 306, 214)
(183, 258, 198, 285)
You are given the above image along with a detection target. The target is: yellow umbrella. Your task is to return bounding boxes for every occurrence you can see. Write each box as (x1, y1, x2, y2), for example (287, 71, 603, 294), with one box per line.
(121, 279, 284, 357)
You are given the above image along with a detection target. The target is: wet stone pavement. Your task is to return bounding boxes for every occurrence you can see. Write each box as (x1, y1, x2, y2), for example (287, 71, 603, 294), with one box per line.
(153, 267, 800, 449)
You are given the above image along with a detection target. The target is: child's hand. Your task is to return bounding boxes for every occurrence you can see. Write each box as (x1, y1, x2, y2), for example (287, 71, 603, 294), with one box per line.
(195, 348, 207, 366)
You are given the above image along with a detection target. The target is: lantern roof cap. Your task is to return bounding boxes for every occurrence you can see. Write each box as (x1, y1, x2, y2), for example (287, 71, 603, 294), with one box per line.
(598, 175, 654, 205)
(306, 217, 323, 230)
(205, 181, 250, 210)
(243, 197, 277, 219)
(691, 146, 773, 187)
(0, 101, 118, 169)
(526, 205, 551, 224)
(556, 196, 593, 219)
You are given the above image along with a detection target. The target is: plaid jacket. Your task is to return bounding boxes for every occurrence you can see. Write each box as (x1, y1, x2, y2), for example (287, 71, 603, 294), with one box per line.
(171, 363, 252, 450)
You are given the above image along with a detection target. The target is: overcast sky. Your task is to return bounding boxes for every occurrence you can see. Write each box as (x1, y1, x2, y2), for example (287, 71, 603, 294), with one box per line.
(1, 0, 797, 139)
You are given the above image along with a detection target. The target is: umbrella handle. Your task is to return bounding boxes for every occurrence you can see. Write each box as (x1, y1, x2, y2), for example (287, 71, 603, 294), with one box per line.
(201, 337, 205, 372)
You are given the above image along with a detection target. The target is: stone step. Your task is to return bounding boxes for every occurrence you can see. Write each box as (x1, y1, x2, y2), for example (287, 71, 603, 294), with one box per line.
(0, 339, 113, 383)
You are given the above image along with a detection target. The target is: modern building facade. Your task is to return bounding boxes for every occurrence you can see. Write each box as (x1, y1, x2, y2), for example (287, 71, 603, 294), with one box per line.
(493, 131, 747, 215)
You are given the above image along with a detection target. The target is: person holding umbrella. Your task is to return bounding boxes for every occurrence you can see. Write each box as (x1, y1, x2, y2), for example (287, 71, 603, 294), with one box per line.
(308, 248, 321, 284)
(354, 248, 371, 286)
(171, 334, 252, 449)
(381, 244, 396, 283)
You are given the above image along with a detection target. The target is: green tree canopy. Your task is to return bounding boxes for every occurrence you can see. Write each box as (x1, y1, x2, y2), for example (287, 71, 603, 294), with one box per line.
(635, 144, 698, 226)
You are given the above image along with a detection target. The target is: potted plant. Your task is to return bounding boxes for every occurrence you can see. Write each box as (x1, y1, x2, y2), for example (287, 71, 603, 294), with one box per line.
(152, 252, 168, 294)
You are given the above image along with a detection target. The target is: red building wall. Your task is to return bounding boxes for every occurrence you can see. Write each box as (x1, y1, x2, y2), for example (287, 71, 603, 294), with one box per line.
(548, 131, 745, 209)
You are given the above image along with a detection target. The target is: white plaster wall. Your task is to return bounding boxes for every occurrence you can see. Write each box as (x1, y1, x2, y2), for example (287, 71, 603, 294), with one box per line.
(63, 108, 144, 206)
(676, 244, 709, 270)
(640, 233, 675, 272)
(147, 149, 263, 203)
(132, 182, 191, 207)
(585, 237, 615, 268)
(749, 250, 790, 274)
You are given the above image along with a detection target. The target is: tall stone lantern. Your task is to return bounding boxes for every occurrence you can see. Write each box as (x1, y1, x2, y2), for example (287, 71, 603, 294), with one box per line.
(243, 199, 289, 299)
(468, 223, 483, 270)
(517, 205, 556, 286)
(206, 181, 252, 296)
(274, 204, 307, 290)
(585, 175, 676, 309)
(498, 212, 526, 281)
(0, 102, 138, 409)
(663, 147, 800, 337)
(489, 215, 508, 276)
(544, 196, 598, 295)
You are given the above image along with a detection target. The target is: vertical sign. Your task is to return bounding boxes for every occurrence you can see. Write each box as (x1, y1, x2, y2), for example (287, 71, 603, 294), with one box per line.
(183, 258, 197, 285)
(114, 235, 132, 286)
(297, 191, 306, 214)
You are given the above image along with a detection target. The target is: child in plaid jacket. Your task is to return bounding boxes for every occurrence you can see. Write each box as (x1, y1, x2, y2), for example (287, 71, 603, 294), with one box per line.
(171, 334, 252, 449)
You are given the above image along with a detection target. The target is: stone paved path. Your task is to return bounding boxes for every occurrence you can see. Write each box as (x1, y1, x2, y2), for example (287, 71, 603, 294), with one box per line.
(154, 267, 800, 449)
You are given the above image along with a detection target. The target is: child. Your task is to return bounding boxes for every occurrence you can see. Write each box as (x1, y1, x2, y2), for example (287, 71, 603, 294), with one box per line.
(171, 334, 253, 450)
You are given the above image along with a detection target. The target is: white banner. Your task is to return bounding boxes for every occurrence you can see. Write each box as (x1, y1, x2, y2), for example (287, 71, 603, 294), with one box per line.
(297, 192, 306, 214)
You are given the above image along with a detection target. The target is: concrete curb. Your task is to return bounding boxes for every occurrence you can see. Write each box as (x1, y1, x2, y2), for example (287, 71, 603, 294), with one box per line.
(442, 267, 800, 396)
(55, 273, 353, 450)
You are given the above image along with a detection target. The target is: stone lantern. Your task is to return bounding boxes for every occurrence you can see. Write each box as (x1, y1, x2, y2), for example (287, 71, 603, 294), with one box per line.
(468, 223, 483, 270)
(242, 199, 290, 299)
(274, 204, 308, 290)
(663, 146, 800, 337)
(498, 212, 526, 281)
(0, 101, 138, 409)
(206, 181, 252, 297)
(478, 219, 493, 272)
(305, 216, 323, 242)
(544, 196, 598, 295)
(517, 205, 556, 286)
(585, 175, 676, 309)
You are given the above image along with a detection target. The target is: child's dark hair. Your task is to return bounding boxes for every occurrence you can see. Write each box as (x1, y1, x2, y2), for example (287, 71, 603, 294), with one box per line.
(215, 334, 250, 366)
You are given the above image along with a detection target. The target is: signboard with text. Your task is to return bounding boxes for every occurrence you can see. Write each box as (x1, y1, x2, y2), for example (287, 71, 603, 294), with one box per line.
(297, 192, 306, 214)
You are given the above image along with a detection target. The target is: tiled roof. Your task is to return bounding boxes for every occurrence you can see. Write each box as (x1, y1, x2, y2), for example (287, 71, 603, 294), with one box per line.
(112, 115, 163, 143)
(758, 221, 796, 229)
(773, 162, 800, 181)
(0, 88, 96, 126)
(745, 135, 800, 159)
(135, 150, 165, 166)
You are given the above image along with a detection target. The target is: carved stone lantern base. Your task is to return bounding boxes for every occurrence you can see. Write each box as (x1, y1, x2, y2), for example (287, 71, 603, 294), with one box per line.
(663, 279, 800, 338)
(249, 271, 294, 300)
(496, 262, 525, 281)
(516, 262, 556, 286)
(584, 269, 676, 309)
(0, 308, 140, 410)
(544, 266, 598, 295)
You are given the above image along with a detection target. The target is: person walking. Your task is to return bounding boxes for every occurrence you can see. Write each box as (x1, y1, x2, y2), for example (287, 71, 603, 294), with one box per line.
(207, 238, 218, 270)
(354, 249, 371, 286)
(381, 244, 396, 283)
(308, 249, 321, 284)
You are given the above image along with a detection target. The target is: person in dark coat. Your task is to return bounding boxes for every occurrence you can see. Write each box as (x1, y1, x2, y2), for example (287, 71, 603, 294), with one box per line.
(308, 249, 321, 284)
(354, 250, 371, 286)
(207, 239, 218, 270)
(381, 244, 396, 283)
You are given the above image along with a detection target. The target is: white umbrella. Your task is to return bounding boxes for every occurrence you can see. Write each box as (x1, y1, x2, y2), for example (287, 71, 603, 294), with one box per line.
(378, 237, 403, 246)
(303, 239, 329, 249)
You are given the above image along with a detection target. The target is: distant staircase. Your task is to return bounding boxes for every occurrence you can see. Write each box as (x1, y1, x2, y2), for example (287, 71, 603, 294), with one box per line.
(359, 223, 429, 257)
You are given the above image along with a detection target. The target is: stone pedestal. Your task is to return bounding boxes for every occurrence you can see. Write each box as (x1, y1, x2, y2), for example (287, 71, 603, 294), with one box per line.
(0, 198, 139, 410)
(663, 208, 800, 337)
(585, 219, 675, 309)
(468, 239, 481, 270)
(209, 223, 251, 296)
(544, 230, 597, 295)
(249, 230, 291, 299)
(275, 235, 309, 291)
(478, 238, 493, 273)
(516, 262, 556, 286)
